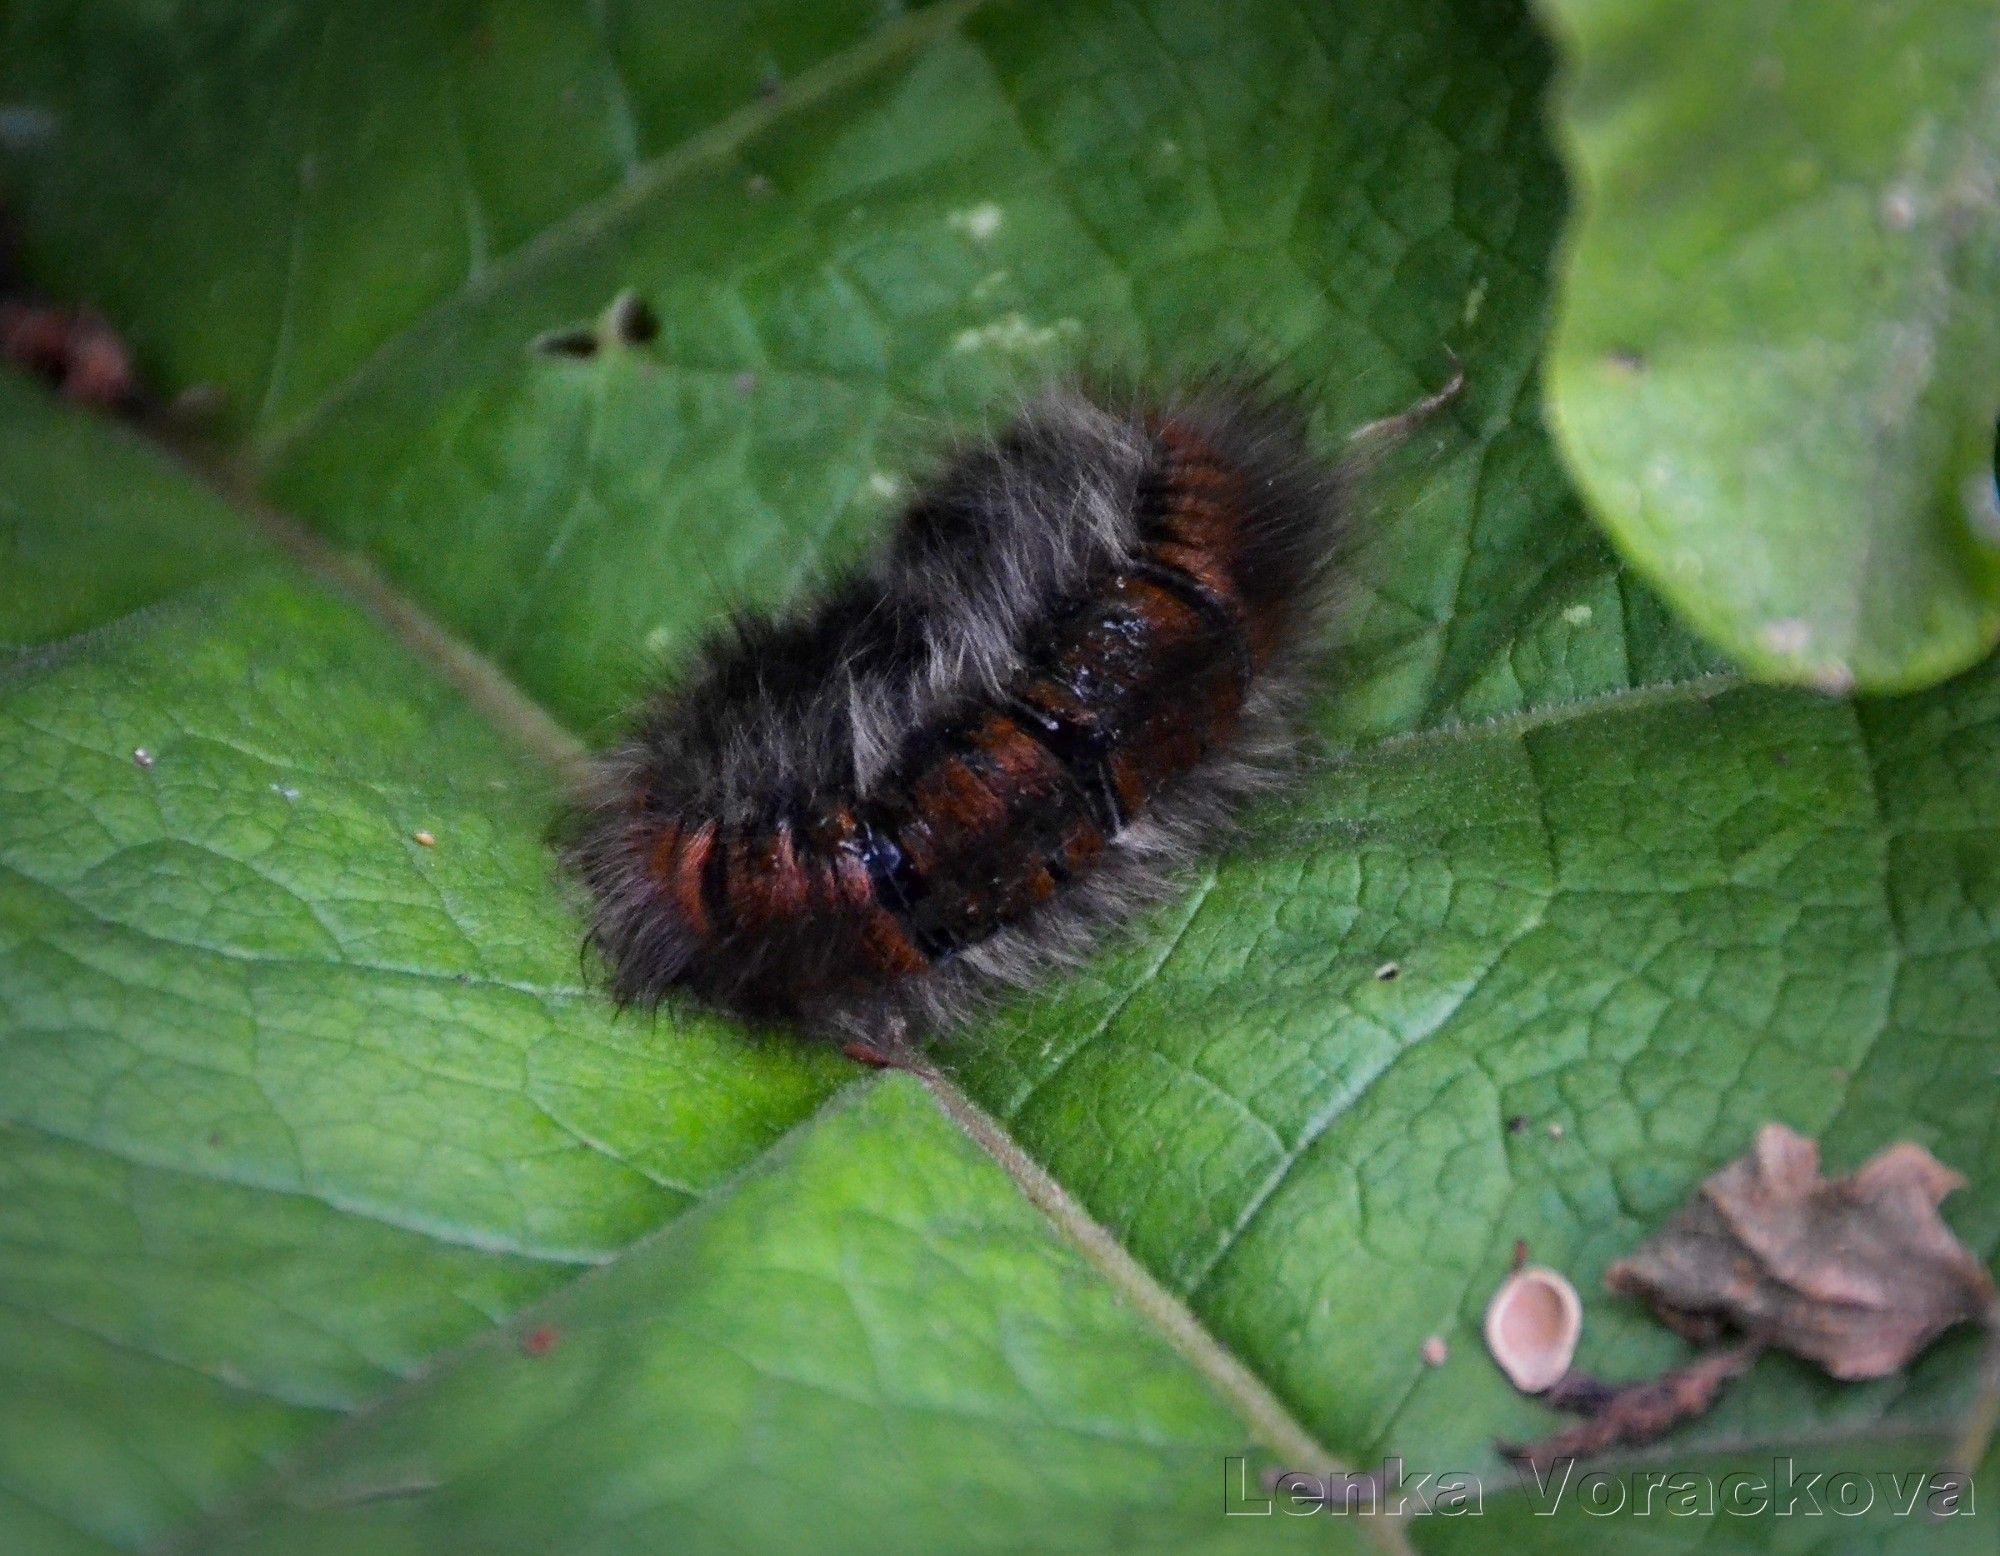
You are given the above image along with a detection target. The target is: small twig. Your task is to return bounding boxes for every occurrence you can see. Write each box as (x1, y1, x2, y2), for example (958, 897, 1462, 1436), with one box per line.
(1539, 1369, 1622, 1417)
(1347, 352, 1466, 448)
(1498, 1343, 1763, 1471)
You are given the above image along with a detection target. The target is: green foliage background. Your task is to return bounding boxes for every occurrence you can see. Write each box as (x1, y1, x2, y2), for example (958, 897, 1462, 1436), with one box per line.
(0, 1, 1996, 1552)
(1540, 0, 2000, 691)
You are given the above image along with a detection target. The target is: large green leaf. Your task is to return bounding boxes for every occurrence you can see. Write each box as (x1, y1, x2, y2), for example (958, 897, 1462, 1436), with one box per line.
(190, 1077, 1341, 1556)
(3, 0, 1722, 741)
(1537, 0, 2000, 692)
(2, 2, 1996, 1553)
(0, 373, 1329, 1555)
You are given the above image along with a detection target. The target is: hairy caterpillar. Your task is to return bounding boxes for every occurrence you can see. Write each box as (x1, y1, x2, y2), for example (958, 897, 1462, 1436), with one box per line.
(567, 380, 1390, 1045)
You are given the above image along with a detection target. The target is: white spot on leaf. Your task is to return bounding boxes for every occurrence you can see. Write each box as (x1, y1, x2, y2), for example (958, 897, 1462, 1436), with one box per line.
(1761, 618, 1812, 657)
(947, 203, 1003, 242)
(950, 314, 1080, 355)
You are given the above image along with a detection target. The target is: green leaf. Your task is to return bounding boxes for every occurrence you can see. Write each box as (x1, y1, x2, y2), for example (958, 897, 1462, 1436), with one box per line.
(3, 2, 1998, 1553)
(0, 374, 1321, 1555)
(1537, 0, 2000, 692)
(4, 0, 1721, 740)
(954, 663, 2000, 1476)
(0, 0, 942, 440)
(190, 1077, 1340, 1556)
(0, 373, 850, 1550)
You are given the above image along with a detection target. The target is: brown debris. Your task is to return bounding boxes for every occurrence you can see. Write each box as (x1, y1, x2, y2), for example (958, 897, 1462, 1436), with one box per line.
(1491, 1125, 1995, 1470)
(1, 298, 139, 409)
(841, 1039, 916, 1071)
(1605, 1123, 1994, 1380)
(1539, 1368, 1621, 1416)
(1500, 1343, 1763, 1471)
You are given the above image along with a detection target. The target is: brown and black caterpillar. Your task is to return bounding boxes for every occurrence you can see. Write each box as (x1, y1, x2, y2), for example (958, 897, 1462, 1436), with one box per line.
(565, 382, 1369, 1044)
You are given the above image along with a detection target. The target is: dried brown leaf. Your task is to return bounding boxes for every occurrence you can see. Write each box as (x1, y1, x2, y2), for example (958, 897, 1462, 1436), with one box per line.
(1606, 1123, 1995, 1380)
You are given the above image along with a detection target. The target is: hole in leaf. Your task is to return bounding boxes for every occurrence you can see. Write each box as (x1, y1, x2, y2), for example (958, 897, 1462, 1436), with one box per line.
(533, 327, 599, 360)
(608, 291, 658, 346)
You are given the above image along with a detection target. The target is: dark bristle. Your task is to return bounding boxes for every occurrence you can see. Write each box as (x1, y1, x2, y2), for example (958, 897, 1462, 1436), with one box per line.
(563, 381, 1351, 1040)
